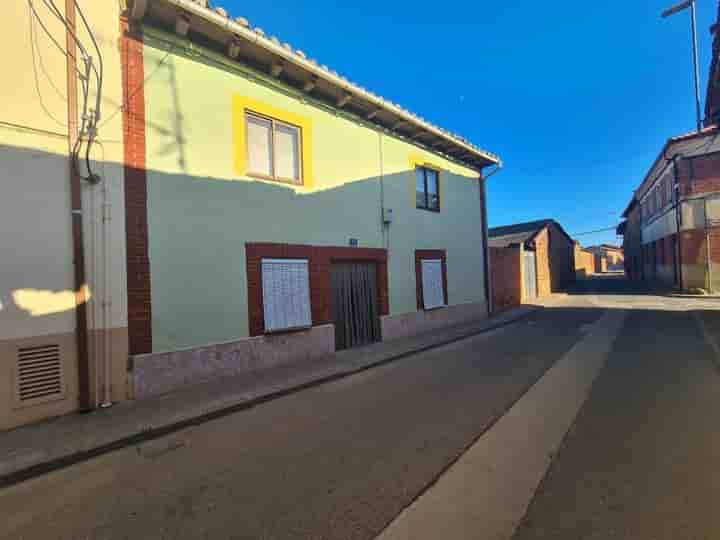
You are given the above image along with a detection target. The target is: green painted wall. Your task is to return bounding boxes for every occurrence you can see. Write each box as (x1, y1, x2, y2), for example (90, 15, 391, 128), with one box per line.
(142, 29, 487, 351)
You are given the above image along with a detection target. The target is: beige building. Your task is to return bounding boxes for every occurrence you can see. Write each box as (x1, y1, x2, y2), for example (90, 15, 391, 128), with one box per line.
(1, 0, 130, 430)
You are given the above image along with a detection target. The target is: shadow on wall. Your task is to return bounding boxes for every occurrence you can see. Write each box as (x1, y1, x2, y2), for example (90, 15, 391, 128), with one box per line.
(140, 161, 483, 350)
(2, 136, 484, 353)
(102, 43, 189, 174)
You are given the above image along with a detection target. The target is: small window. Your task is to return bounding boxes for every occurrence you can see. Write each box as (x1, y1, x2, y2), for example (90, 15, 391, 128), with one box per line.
(246, 112, 302, 184)
(261, 259, 312, 332)
(421, 259, 446, 309)
(416, 167, 440, 211)
(666, 176, 674, 204)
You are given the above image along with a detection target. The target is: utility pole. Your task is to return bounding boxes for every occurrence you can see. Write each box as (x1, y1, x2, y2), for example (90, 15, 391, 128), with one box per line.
(663, 0, 703, 132)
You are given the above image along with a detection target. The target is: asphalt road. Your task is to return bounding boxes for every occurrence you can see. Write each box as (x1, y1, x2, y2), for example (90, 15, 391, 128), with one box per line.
(514, 285, 720, 539)
(0, 306, 602, 540)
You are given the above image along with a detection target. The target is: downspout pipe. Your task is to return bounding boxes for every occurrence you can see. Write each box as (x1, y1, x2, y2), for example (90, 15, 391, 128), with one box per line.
(672, 154, 685, 291)
(481, 164, 502, 315)
(66, 0, 92, 410)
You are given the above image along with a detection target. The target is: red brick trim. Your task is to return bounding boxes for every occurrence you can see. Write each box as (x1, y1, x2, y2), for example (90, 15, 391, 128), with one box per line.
(246, 243, 389, 337)
(415, 249, 448, 310)
(121, 18, 152, 354)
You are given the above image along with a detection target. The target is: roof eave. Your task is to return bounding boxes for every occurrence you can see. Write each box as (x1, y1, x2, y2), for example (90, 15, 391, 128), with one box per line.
(128, 0, 501, 171)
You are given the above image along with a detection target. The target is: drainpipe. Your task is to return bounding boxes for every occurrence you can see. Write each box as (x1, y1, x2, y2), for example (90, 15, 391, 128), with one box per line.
(704, 196, 713, 292)
(672, 155, 685, 291)
(66, 0, 92, 410)
(481, 164, 502, 315)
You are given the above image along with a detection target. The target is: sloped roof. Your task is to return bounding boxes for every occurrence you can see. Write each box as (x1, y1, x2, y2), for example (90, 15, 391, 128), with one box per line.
(128, 0, 501, 172)
(488, 219, 565, 248)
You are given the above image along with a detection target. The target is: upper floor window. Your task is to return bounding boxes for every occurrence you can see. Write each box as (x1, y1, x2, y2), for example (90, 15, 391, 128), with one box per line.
(666, 176, 674, 205)
(416, 166, 440, 211)
(246, 112, 302, 184)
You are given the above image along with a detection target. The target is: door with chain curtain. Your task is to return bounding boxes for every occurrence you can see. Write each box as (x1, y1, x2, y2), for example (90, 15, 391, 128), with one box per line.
(331, 262, 381, 350)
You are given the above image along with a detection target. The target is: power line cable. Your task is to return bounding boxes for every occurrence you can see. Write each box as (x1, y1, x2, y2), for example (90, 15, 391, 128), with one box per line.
(571, 226, 619, 237)
(28, 3, 66, 127)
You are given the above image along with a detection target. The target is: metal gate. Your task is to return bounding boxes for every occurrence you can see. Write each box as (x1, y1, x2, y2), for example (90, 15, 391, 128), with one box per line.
(523, 250, 538, 300)
(331, 262, 381, 350)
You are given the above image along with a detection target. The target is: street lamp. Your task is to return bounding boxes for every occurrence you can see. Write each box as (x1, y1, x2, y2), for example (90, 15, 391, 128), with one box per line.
(662, 0, 703, 132)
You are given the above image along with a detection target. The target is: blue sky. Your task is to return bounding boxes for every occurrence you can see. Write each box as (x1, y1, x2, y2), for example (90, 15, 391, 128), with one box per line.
(229, 0, 717, 246)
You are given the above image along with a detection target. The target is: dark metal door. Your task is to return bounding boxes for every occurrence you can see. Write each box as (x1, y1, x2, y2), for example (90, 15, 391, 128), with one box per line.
(523, 251, 538, 300)
(331, 262, 381, 350)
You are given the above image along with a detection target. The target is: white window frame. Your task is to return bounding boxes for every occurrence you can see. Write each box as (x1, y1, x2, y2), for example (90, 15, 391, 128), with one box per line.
(421, 259, 446, 310)
(261, 258, 312, 333)
(246, 111, 303, 185)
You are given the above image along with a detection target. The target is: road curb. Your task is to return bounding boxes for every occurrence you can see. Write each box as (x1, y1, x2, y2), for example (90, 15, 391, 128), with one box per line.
(0, 308, 537, 490)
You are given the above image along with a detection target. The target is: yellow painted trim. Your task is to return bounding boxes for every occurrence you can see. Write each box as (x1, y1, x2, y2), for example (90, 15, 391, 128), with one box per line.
(233, 95, 313, 188)
(409, 154, 443, 210)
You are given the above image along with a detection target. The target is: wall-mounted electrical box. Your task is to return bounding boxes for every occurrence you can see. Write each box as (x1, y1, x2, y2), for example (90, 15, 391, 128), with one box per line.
(383, 208, 394, 225)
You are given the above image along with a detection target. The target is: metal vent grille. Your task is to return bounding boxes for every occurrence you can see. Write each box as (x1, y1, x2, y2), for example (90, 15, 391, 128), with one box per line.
(16, 344, 63, 403)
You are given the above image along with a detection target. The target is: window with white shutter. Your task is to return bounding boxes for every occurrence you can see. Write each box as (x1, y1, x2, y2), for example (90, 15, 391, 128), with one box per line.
(421, 259, 446, 310)
(247, 114, 274, 177)
(261, 259, 312, 332)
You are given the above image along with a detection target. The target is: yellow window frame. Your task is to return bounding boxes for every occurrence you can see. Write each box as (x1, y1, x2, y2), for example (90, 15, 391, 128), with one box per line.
(233, 95, 313, 188)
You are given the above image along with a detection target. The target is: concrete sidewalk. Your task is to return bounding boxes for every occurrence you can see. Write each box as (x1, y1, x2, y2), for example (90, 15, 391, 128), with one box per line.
(0, 306, 534, 487)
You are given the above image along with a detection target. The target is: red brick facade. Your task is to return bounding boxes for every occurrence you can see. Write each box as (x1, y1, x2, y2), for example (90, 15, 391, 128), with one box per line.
(245, 243, 389, 337)
(680, 153, 720, 197)
(415, 250, 448, 310)
(121, 19, 152, 355)
(574, 245, 594, 277)
(490, 246, 521, 310)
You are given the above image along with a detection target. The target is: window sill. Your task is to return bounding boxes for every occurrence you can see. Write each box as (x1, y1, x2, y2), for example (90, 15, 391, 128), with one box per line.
(248, 172, 303, 187)
(263, 325, 313, 336)
(416, 206, 441, 213)
(423, 304, 448, 311)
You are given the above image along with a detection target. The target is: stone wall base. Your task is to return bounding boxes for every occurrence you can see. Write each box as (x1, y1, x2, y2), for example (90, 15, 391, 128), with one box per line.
(131, 324, 335, 399)
(381, 301, 489, 343)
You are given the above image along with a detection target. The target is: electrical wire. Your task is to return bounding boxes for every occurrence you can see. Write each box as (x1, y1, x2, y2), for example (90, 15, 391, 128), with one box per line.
(74, 0, 103, 123)
(40, 0, 105, 183)
(28, 3, 66, 127)
(572, 226, 620, 237)
(41, 0, 98, 81)
(27, 0, 80, 70)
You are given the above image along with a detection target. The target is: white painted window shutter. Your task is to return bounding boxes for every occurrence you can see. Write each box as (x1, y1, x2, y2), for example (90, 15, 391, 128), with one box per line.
(261, 259, 312, 332)
(247, 114, 273, 176)
(421, 259, 445, 310)
(274, 123, 301, 182)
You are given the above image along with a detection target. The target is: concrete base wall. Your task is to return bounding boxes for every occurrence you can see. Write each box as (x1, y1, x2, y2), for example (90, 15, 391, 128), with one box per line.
(131, 324, 335, 399)
(381, 301, 488, 342)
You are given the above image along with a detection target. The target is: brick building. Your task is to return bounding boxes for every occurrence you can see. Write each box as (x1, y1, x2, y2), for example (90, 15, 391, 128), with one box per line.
(618, 4, 720, 292)
(586, 244, 624, 272)
(574, 242, 595, 278)
(489, 220, 575, 310)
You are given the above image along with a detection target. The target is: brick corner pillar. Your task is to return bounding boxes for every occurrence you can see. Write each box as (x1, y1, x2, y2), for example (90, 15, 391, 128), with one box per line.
(121, 18, 152, 354)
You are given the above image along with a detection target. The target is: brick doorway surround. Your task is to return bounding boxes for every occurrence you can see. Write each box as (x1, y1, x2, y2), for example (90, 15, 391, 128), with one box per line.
(246, 243, 389, 337)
